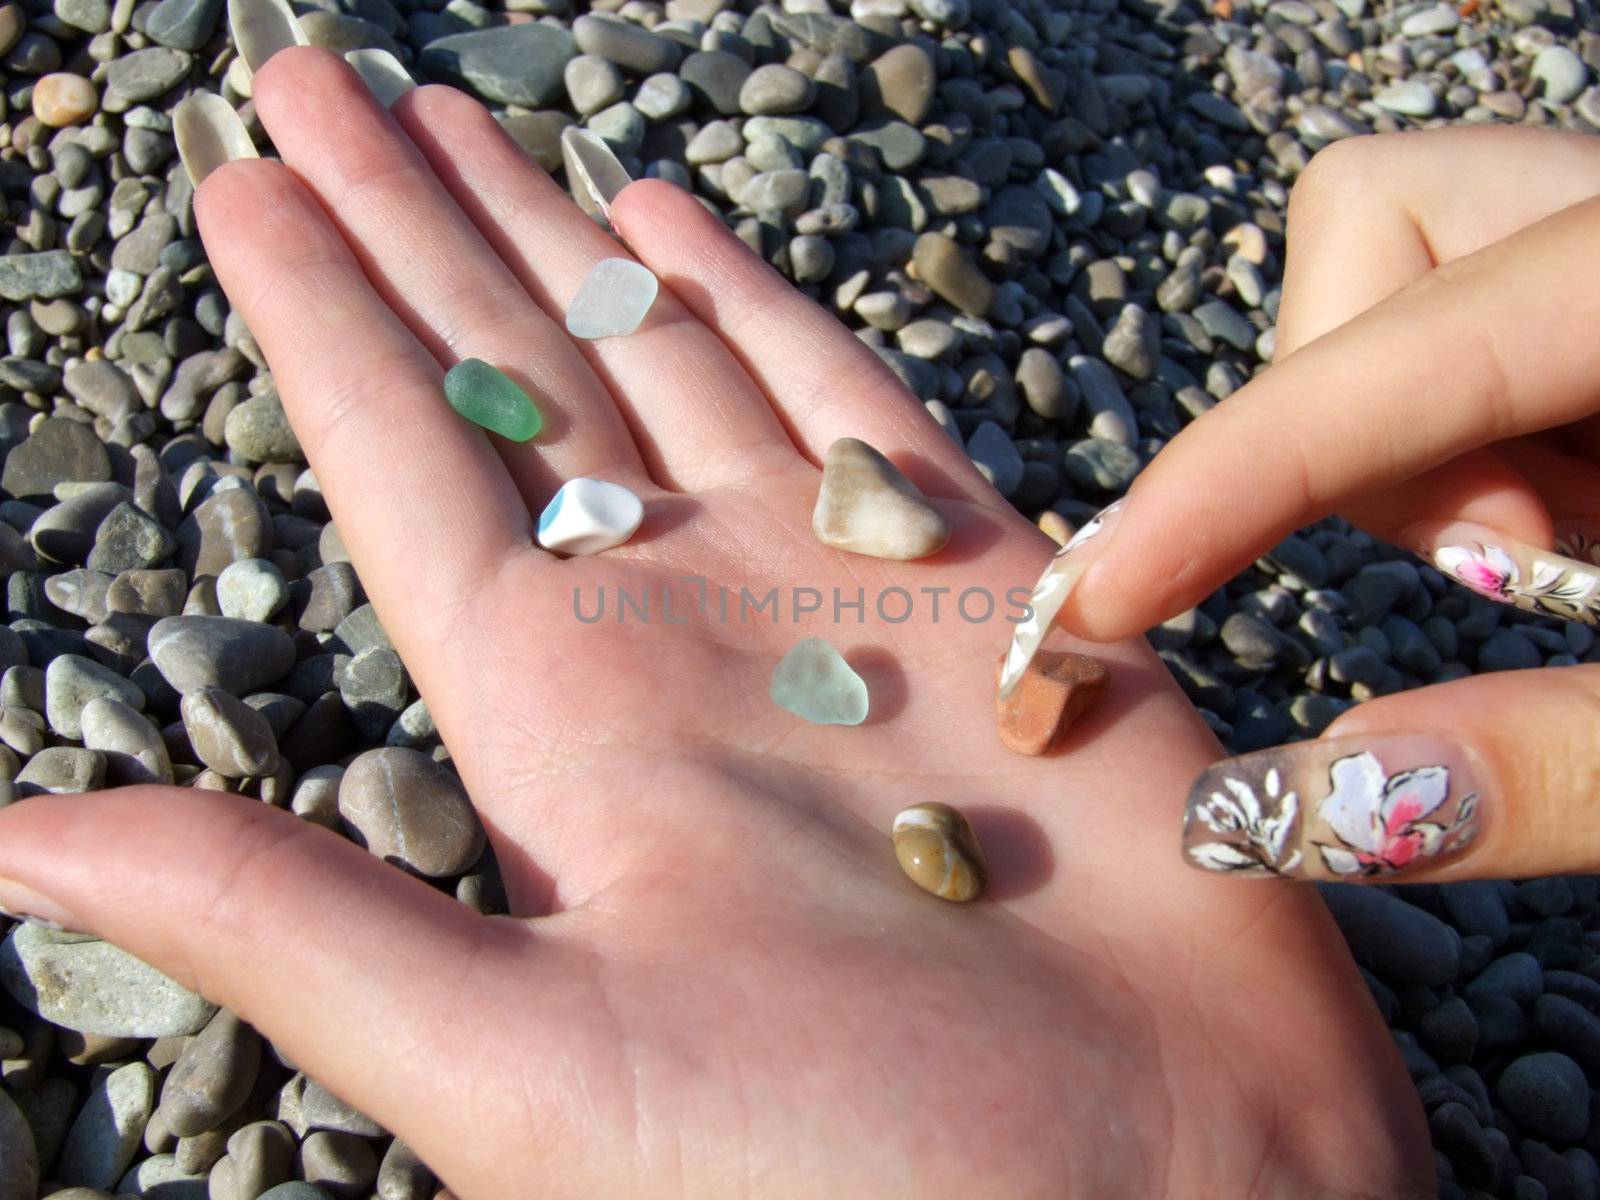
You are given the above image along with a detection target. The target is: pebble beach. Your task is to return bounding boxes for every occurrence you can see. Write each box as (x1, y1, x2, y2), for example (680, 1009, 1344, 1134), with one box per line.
(0, 0, 1589, 1191)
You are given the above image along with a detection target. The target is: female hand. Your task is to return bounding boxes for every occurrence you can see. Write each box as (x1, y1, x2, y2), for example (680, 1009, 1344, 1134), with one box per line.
(0, 50, 1430, 1197)
(1014, 124, 1600, 885)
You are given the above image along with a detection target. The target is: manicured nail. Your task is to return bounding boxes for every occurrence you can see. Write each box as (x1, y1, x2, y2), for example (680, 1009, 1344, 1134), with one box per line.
(345, 48, 415, 108)
(1410, 520, 1600, 626)
(0, 876, 78, 932)
(560, 126, 632, 226)
(997, 499, 1123, 698)
(228, 0, 307, 73)
(173, 93, 259, 188)
(1183, 735, 1482, 879)
(1553, 521, 1600, 568)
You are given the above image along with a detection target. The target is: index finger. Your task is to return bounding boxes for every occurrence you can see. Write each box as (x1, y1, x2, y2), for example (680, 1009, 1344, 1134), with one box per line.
(197, 159, 536, 691)
(1064, 192, 1600, 643)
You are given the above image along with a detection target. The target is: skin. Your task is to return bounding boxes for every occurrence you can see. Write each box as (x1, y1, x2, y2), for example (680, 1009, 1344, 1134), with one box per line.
(1054, 125, 1600, 882)
(0, 51, 1429, 1198)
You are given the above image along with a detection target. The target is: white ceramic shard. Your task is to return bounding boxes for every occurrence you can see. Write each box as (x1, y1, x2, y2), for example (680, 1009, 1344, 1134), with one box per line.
(228, 0, 308, 74)
(174, 93, 259, 187)
(565, 259, 659, 340)
(345, 48, 416, 108)
(560, 126, 632, 225)
(537, 478, 644, 556)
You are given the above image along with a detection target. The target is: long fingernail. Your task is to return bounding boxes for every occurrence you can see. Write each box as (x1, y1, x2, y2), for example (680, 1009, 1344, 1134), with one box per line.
(560, 126, 632, 226)
(345, 48, 415, 108)
(997, 499, 1124, 698)
(1409, 520, 1600, 626)
(174, 93, 259, 188)
(228, 0, 308, 73)
(0, 876, 79, 932)
(1182, 736, 1482, 880)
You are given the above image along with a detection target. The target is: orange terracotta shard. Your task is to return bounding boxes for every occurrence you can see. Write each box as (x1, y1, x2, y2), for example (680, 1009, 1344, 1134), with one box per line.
(995, 650, 1109, 756)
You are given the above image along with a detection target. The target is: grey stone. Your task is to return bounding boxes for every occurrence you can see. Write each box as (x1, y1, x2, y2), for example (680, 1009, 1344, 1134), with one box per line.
(182, 686, 280, 777)
(572, 12, 678, 73)
(56, 1061, 155, 1189)
(2, 418, 111, 501)
(158, 1009, 260, 1138)
(87, 502, 175, 574)
(336, 647, 407, 741)
(148, 615, 296, 695)
(333, 602, 392, 655)
(965, 421, 1023, 497)
(144, 0, 224, 49)
(45, 652, 145, 739)
(80, 695, 172, 784)
(176, 486, 273, 579)
(419, 24, 575, 107)
(1496, 1052, 1590, 1142)
(224, 393, 301, 463)
(0, 1089, 37, 1200)
(0, 922, 215, 1036)
(14, 745, 105, 794)
(216, 558, 287, 623)
(338, 748, 485, 878)
(104, 47, 191, 106)
(0, 252, 81, 302)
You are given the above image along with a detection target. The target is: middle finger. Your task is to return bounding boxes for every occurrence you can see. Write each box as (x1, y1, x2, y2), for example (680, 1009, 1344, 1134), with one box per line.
(252, 48, 650, 504)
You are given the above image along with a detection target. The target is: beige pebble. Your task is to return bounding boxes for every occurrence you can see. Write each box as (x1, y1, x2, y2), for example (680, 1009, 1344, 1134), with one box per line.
(32, 73, 98, 126)
(892, 802, 987, 902)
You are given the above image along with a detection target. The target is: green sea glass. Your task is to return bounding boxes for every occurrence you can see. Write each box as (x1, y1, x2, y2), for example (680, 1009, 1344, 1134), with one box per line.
(443, 359, 542, 442)
(770, 638, 869, 726)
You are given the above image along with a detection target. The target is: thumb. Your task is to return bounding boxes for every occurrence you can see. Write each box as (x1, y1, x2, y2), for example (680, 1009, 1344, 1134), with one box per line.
(1178, 665, 1600, 881)
(1039, 192, 1600, 648)
(0, 787, 535, 1183)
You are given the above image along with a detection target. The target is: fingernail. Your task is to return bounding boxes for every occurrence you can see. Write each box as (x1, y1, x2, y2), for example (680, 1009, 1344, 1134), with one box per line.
(1182, 736, 1482, 880)
(997, 499, 1124, 698)
(345, 48, 415, 108)
(0, 877, 78, 932)
(560, 126, 632, 227)
(173, 93, 259, 187)
(228, 0, 308, 73)
(1409, 520, 1600, 626)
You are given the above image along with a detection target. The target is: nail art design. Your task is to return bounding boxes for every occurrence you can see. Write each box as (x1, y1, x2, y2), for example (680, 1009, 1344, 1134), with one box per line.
(1183, 736, 1480, 880)
(1554, 527, 1600, 567)
(345, 48, 416, 108)
(997, 499, 1123, 699)
(1433, 540, 1600, 624)
(173, 93, 259, 187)
(560, 126, 632, 228)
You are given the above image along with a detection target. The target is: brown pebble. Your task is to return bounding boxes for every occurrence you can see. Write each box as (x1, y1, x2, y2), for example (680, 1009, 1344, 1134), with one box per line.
(32, 73, 98, 126)
(892, 802, 987, 902)
(995, 650, 1109, 756)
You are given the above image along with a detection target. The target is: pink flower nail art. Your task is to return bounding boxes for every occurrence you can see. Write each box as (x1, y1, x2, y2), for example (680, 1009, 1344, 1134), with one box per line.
(1183, 737, 1480, 880)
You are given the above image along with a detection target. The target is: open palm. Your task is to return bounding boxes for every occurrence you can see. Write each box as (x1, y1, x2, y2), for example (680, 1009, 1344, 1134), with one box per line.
(0, 50, 1433, 1198)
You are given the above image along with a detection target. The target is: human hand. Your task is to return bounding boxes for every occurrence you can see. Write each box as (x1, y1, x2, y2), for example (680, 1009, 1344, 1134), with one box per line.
(998, 125, 1600, 886)
(0, 51, 1431, 1197)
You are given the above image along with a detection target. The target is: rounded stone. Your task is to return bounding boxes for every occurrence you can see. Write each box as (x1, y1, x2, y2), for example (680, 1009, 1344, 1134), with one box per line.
(892, 802, 987, 902)
(216, 558, 288, 623)
(157, 1009, 261, 1137)
(0, 1089, 38, 1200)
(338, 748, 485, 878)
(56, 1061, 155, 1189)
(80, 695, 173, 784)
(32, 72, 98, 126)
(45, 652, 145, 739)
(738, 63, 814, 114)
(148, 615, 296, 695)
(0, 922, 215, 1036)
(223, 393, 301, 463)
(1496, 1052, 1591, 1142)
(181, 686, 280, 777)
